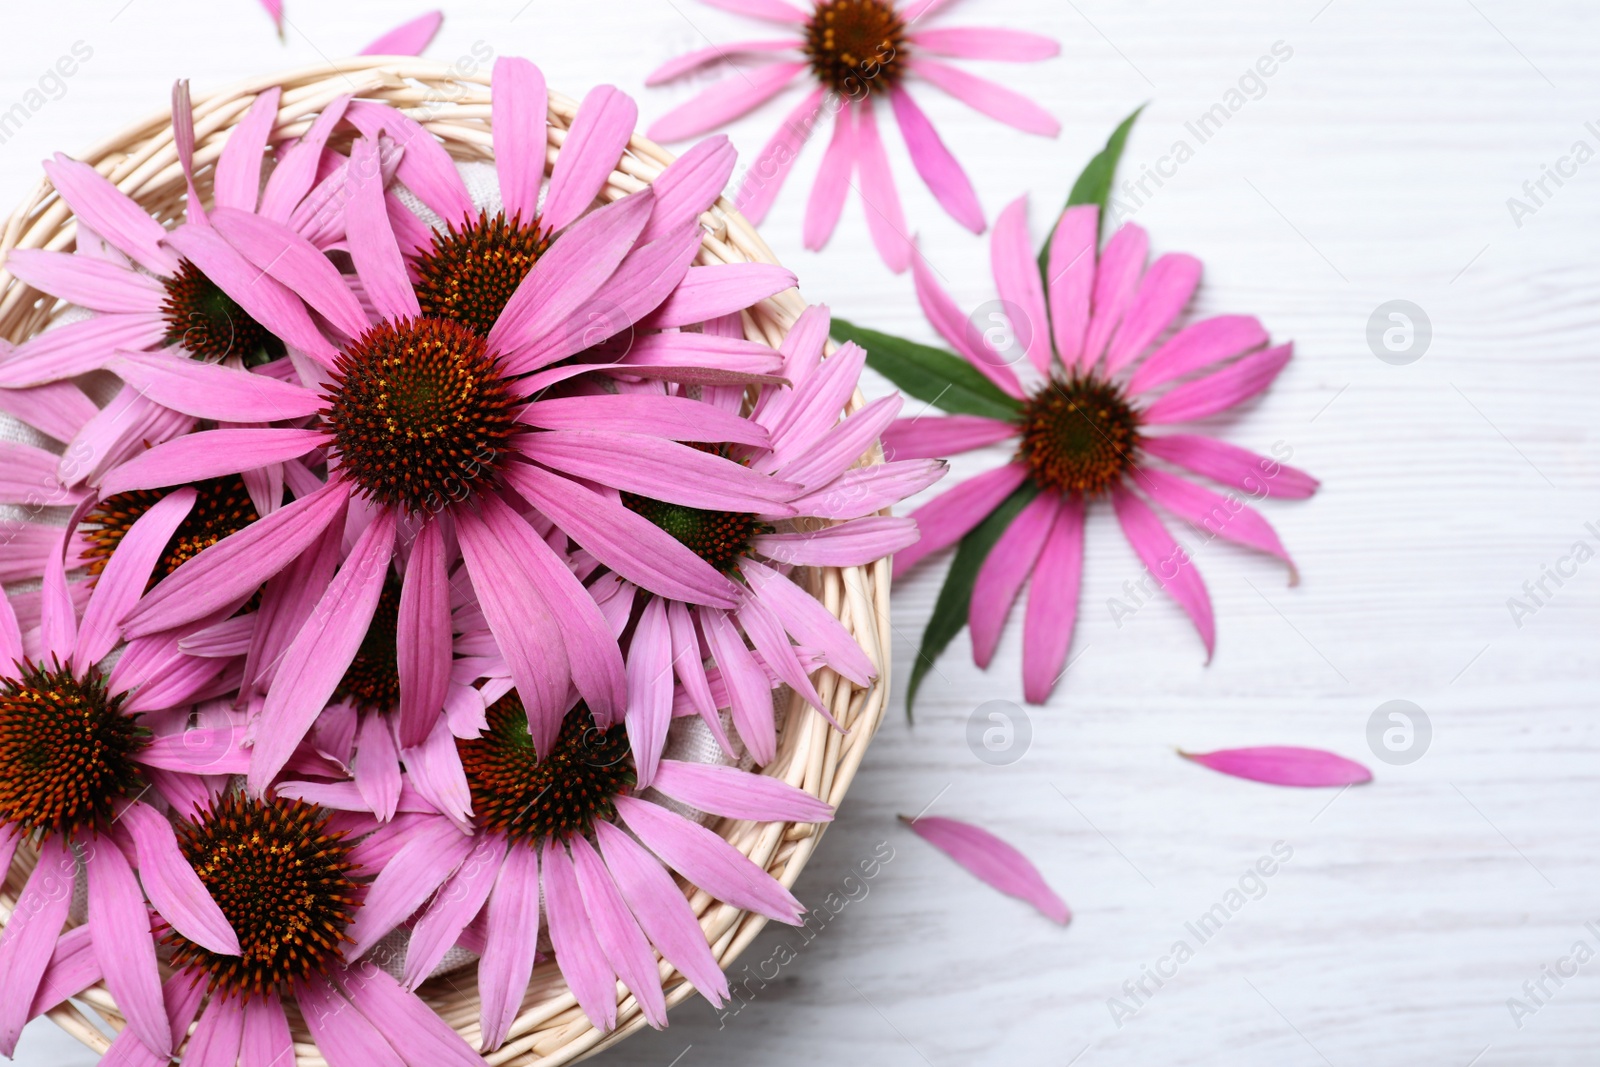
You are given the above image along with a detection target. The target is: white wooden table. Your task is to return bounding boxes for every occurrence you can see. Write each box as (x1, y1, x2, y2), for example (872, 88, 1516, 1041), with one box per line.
(4, 1, 1597, 1063)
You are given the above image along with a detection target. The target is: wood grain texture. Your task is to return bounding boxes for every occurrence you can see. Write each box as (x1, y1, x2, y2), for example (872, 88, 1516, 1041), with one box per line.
(2, 0, 1596, 1063)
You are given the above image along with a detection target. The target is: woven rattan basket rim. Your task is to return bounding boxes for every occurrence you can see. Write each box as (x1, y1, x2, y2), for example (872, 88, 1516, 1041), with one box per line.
(0, 56, 893, 1066)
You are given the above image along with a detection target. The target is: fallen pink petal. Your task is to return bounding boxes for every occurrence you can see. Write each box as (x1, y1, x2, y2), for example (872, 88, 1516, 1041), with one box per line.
(901, 814, 1070, 925)
(1180, 746, 1374, 787)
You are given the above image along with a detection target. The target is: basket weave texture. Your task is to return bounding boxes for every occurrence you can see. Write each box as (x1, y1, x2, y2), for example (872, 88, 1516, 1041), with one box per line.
(0, 56, 891, 1066)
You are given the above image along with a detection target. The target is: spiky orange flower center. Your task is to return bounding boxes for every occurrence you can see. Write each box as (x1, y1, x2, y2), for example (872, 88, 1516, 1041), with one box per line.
(323, 317, 519, 513)
(457, 697, 634, 845)
(80, 477, 260, 582)
(413, 210, 549, 338)
(0, 664, 146, 839)
(804, 0, 907, 94)
(166, 794, 360, 1000)
(331, 572, 402, 712)
(161, 260, 284, 367)
(1016, 376, 1142, 497)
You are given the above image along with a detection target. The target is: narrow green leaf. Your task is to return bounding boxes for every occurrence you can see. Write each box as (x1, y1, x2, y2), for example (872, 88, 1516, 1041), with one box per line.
(1037, 104, 1146, 278)
(832, 318, 1022, 423)
(905, 481, 1041, 715)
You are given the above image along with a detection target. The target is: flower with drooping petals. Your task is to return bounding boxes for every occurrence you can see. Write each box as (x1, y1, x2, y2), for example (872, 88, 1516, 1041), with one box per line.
(282, 689, 830, 1048)
(878, 197, 1318, 703)
(645, 0, 1059, 271)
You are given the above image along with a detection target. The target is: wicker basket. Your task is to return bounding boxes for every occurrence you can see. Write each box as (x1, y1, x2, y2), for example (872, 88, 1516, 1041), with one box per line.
(0, 57, 891, 1065)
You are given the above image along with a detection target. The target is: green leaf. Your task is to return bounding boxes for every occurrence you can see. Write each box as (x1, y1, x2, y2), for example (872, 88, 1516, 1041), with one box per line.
(905, 481, 1041, 715)
(832, 318, 1022, 423)
(1038, 104, 1146, 278)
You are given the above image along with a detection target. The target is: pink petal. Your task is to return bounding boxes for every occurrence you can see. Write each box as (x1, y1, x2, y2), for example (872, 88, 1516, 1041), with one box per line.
(753, 514, 919, 566)
(5, 248, 164, 313)
(335, 960, 486, 1067)
(184, 995, 245, 1067)
(854, 99, 912, 272)
(647, 63, 806, 143)
(642, 261, 797, 330)
(625, 595, 674, 787)
(881, 414, 1015, 461)
(1127, 315, 1268, 395)
(258, 95, 352, 223)
(1139, 434, 1319, 500)
(400, 716, 474, 829)
(490, 56, 549, 224)
(696, 0, 807, 21)
(653, 759, 835, 823)
(0, 838, 74, 1056)
(0, 379, 98, 444)
(893, 462, 1029, 578)
(59, 384, 194, 490)
(611, 331, 785, 384)
(1047, 204, 1098, 371)
(594, 821, 728, 1006)
(543, 85, 637, 232)
(214, 87, 281, 213)
(345, 100, 474, 226)
(455, 502, 570, 756)
(123, 477, 349, 637)
(568, 835, 668, 1028)
(786, 457, 947, 521)
(1138, 468, 1296, 578)
(909, 249, 1024, 398)
(1112, 486, 1214, 659)
(522, 429, 797, 513)
(106, 349, 323, 422)
(26, 926, 98, 1025)
(345, 136, 421, 323)
(1141, 343, 1293, 425)
(346, 817, 475, 959)
(908, 27, 1060, 60)
(1022, 497, 1085, 704)
(902, 815, 1069, 923)
(73, 487, 195, 671)
(666, 600, 731, 751)
(647, 39, 801, 86)
(700, 607, 778, 764)
(1082, 221, 1148, 370)
(734, 87, 827, 225)
(991, 195, 1052, 375)
(522, 393, 768, 447)
(505, 464, 739, 609)
(396, 518, 451, 749)
(485, 189, 653, 369)
(738, 557, 876, 685)
(99, 974, 204, 1067)
(540, 840, 619, 1031)
(87, 838, 170, 1057)
(360, 9, 443, 54)
(643, 134, 738, 242)
(208, 207, 370, 340)
(803, 103, 855, 251)
(615, 794, 803, 923)
(402, 835, 507, 988)
(296, 975, 406, 1067)
(172, 80, 205, 224)
(479, 491, 626, 727)
(98, 427, 325, 498)
(479, 844, 540, 1051)
(908, 57, 1060, 136)
(1181, 746, 1373, 787)
(769, 392, 903, 490)
(162, 222, 337, 363)
(119, 800, 241, 955)
(1104, 253, 1202, 376)
(38, 525, 75, 664)
(240, 995, 294, 1067)
(889, 88, 984, 233)
(0, 312, 168, 387)
(970, 492, 1060, 668)
(354, 711, 402, 822)
(248, 509, 397, 794)
(42, 154, 180, 275)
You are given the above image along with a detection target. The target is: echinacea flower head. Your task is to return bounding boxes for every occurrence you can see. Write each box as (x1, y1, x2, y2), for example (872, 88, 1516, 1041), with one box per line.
(286, 685, 831, 1050)
(843, 117, 1318, 706)
(646, 0, 1061, 271)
